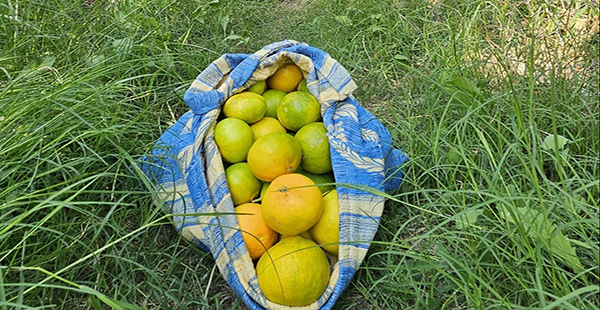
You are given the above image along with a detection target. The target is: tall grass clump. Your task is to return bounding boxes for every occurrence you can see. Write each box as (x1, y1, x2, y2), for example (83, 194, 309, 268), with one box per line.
(0, 0, 246, 308)
(341, 1, 599, 309)
(1, 0, 598, 309)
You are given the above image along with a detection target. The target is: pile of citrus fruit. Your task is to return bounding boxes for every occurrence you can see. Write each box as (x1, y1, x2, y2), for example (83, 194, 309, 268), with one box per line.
(214, 63, 339, 306)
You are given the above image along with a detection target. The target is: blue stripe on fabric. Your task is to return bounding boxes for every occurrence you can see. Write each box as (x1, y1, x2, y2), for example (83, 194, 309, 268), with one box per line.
(189, 236, 210, 252)
(339, 212, 381, 221)
(167, 193, 190, 206)
(209, 61, 224, 76)
(181, 222, 198, 228)
(348, 242, 370, 249)
(224, 53, 251, 70)
(209, 177, 230, 203)
(203, 217, 223, 254)
(336, 74, 353, 91)
(327, 62, 352, 91)
(223, 230, 246, 262)
(196, 63, 223, 87)
(338, 258, 361, 271)
(184, 90, 224, 116)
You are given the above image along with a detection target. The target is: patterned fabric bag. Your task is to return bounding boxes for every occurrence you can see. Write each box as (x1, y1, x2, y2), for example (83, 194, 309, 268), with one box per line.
(141, 40, 407, 309)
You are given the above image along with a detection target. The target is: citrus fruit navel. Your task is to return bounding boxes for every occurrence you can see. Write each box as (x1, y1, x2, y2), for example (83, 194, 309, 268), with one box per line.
(261, 173, 323, 235)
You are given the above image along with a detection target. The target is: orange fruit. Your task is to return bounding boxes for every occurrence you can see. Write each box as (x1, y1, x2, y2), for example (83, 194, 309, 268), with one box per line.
(262, 89, 287, 119)
(247, 132, 302, 182)
(277, 91, 321, 131)
(222, 92, 267, 124)
(310, 189, 339, 256)
(256, 235, 329, 306)
(261, 173, 323, 235)
(294, 122, 332, 174)
(266, 63, 304, 92)
(225, 162, 262, 206)
(247, 80, 266, 94)
(250, 117, 287, 141)
(235, 203, 278, 260)
(214, 118, 254, 163)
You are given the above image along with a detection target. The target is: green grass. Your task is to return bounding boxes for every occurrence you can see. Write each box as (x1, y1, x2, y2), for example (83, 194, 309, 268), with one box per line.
(1, 0, 598, 309)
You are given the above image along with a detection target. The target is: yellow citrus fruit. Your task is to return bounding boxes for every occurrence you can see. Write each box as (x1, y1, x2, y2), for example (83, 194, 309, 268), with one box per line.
(256, 235, 329, 306)
(280, 230, 314, 242)
(235, 203, 278, 260)
(262, 173, 323, 235)
(222, 92, 267, 124)
(277, 91, 321, 131)
(310, 190, 339, 256)
(266, 63, 304, 92)
(247, 132, 302, 182)
(295, 166, 335, 194)
(262, 89, 287, 119)
(295, 122, 332, 174)
(214, 118, 254, 163)
(247, 80, 266, 94)
(225, 163, 262, 206)
(297, 79, 309, 92)
(250, 117, 287, 141)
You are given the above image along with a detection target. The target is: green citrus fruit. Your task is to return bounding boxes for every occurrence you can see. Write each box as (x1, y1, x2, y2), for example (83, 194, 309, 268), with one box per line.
(260, 182, 270, 199)
(297, 79, 309, 92)
(262, 89, 287, 119)
(277, 92, 321, 131)
(280, 230, 314, 242)
(294, 122, 332, 174)
(214, 118, 254, 163)
(225, 163, 262, 206)
(247, 80, 266, 94)
(222, 92, 267, 124)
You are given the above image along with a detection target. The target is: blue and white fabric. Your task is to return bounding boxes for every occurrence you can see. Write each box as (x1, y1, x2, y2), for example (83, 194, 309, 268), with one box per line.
(141, 40, 407, 309)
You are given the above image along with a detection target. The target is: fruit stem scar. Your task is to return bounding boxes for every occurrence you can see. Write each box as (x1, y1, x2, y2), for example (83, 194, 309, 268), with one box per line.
(279, 186, 288, 193)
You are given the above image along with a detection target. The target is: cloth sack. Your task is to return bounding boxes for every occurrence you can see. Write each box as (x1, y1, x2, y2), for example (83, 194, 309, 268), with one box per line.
(141, 40, 407, 309)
